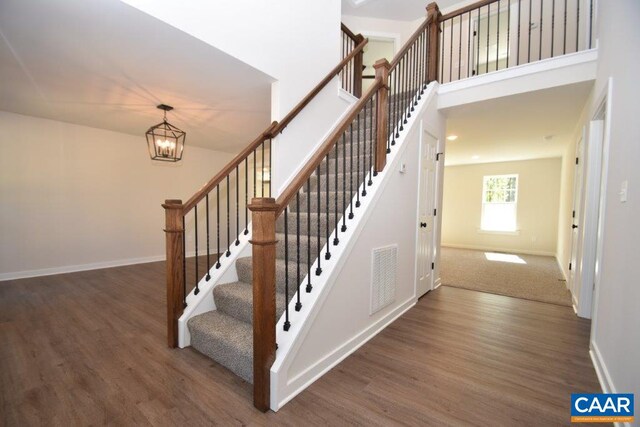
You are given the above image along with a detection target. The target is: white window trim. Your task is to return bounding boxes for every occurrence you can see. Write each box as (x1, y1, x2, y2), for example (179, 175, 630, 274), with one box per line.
(480, 174, 519, 232)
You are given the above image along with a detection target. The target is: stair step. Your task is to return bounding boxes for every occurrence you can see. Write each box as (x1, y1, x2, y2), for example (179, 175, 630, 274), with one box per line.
(236, 256, 309, 295)
(319, 154, 373, 175)
(307, 172, 369, 193)
(276, 232, 324, 262)
(213, 281, 287, 324)
(188, 311, 253, 383)
(276, 211, 338, 235)
(287, 191, 349, 213)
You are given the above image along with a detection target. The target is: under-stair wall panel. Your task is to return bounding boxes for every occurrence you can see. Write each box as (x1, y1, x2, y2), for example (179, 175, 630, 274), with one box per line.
(270, 84, 444, 410)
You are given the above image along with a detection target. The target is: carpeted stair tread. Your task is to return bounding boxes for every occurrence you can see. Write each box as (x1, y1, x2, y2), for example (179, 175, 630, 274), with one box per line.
(275, 232, 324, 262)
(213, 281, 287, 324)
(188, 310, 253, 383)
(236, 256, 309, 295)
(276, 212, 338, 234)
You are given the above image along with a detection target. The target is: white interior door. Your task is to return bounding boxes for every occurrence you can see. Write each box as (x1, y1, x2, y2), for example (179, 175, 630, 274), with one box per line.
(569, 135, 584, 294)
(417, 130, 438, 297)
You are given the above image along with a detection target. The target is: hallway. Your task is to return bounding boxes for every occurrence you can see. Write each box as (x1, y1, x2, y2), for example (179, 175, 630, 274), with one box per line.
(440, 247, 573, 306)
(1, 262, 600, 425)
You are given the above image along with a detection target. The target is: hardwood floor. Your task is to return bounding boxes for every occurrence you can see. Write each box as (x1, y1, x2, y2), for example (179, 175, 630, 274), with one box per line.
(0, 262, 602, 426)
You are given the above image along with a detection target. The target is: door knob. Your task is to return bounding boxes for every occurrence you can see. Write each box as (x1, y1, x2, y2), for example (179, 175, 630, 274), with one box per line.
(420, 222, 427, 228)
(572, 224, 578, 229)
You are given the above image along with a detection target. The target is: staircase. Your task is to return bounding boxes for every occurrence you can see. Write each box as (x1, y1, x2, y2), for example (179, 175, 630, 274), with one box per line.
(187, 119, 375, 383)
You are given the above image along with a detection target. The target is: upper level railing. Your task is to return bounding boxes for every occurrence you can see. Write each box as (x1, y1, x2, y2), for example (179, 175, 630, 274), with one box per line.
(163, 31, 368, 351)
(438, 0, 595, 83)
(248, 4, 440, 411)
(341, 23, 365, 97)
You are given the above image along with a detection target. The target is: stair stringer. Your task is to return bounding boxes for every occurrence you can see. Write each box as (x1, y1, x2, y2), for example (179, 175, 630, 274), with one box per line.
(177, 231, 252, 348)
(270, 82, 444, 411)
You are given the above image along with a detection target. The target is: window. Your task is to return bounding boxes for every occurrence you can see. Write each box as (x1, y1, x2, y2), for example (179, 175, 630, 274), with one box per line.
(481, 174, 518, 232)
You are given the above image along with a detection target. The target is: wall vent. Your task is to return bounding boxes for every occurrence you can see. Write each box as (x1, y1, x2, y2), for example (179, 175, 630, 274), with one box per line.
(370, 245, 397, 315)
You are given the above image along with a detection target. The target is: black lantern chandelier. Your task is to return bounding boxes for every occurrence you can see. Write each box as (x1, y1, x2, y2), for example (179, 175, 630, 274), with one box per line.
(146, 104, 186, 162)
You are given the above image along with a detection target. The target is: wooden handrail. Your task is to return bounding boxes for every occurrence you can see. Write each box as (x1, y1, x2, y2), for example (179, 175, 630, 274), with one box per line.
(182, 121, 277, 214)
(341, 22, 359, 42)
(440, 0, 497, 21)
(181, 38, 367, 215)
(390, 19, 431, 69)
(275, 78, 384, 216)
(270, 37, 367, 137)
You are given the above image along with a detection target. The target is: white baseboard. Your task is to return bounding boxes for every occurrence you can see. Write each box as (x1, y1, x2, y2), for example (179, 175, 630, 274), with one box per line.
(0, 255, 166, 282)
(275, 297, 416, 410)
(589, 342, 631, 427)
(442, 243, 556, 257)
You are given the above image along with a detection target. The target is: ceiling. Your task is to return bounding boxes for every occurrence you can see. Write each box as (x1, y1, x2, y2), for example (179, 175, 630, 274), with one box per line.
(0, 0, 273, 153)
(443, 81, 593, 166)
(342, 0, 462, 21)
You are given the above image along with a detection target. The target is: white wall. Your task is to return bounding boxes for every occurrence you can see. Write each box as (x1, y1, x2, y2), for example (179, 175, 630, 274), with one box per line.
(121, 0, 351, 194)
(0, 111, 234, 280)
(269, 84, 444, 410)
(442, 158, 562, 256)
(341, 15, 423, 50)
(587, 0, 640, 417)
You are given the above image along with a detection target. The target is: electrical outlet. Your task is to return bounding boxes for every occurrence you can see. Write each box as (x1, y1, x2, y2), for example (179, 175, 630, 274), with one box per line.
(620, 180, 628, 202)
(399, 163, 407, 174)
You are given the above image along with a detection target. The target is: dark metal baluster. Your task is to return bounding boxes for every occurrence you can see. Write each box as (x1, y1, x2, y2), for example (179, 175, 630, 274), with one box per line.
(316, 165, 322, 275)
(216, 185, 221, 268)
(487, 4, 491, 74)
(394, 67, 400, 139)
(268, 138, 272, 197)
(440, 21, 445, 81)
(306, 178, 312, 292)
(206, 194, 211, 281)
(349, 123, 355, 220)
(342, 133, 347, 232)
(477, 8, 481, 73)
(551, 0, 556, 56)
(369, 95, 375, 183)
(194, 205, 200, 295)
(253, 150, 257, 198)
(576, 0, 580, 52)
(540, 0, 544, 60)
(244, 158, 248, 234)
(528, 0, 532, 63)
(468, 12, 472, 77)
(235, 167, 239, 245)
(226, 176, 231, 257)
(283, 207, 290, 330)
(261, 141, 265, 196)
(182, 216, 186, 306)
(387, 70, 393, 152)
(362, 101, 368, 197)
(563, 0, 567, 55)
(507, 3, 511, 68)
(356, 110, 361, 208)
(295, 193, 301, 311)
(325, 153, 331, 260)
(496, 0, 500, 71)
(403, 57, 409, 124)
(333, 142, 339, 245)
(450, 18, 454, 83)
(459, 16, 463, 80)
(589, 0, 593, 49)
(517, 0, 522, 65)
(412, 42, 418, 106)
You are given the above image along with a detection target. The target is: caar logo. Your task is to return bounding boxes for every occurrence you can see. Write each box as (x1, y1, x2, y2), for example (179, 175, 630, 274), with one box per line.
(571, 393, 634, 423)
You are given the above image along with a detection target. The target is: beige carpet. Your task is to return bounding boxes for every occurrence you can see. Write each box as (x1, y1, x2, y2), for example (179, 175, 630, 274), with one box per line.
(440, 247, 572, 307)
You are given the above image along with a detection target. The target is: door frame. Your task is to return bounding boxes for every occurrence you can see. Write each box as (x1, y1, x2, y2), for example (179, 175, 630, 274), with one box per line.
(568, 129, 585, 305)
(578, 78, 612, 320)
(414, 125, 440, 296)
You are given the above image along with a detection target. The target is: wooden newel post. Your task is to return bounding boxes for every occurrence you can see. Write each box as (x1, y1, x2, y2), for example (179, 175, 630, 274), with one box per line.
(354, 34, 365, 98)
(248, 197, 278, 412)
(162, 199, 185, 348)
(373, 59, 391, 173)
(426, 2, 442, 83)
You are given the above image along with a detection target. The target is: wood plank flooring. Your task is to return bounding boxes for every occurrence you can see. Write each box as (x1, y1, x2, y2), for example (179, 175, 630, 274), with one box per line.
(0, 262, 602, 426)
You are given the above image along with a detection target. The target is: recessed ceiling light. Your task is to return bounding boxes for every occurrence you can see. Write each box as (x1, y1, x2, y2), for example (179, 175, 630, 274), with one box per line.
(471, 155, 480, 160)
(447, 135, 458, 141)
